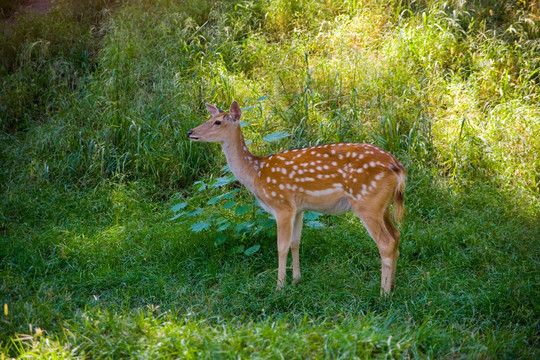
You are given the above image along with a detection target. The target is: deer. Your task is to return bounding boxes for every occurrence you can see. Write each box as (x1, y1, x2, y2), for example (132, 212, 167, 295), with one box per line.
(187, 101, 406, 294)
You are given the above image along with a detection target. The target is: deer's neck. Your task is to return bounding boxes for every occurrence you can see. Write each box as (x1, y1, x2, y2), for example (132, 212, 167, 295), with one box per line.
(221, 131, 260, 193)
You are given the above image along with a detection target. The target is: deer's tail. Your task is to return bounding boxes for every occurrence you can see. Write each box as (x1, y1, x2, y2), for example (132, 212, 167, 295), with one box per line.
(390, 162, 406, 225)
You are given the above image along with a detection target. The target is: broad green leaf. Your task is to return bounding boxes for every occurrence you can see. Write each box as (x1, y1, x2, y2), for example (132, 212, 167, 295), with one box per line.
(232, 245, 245, 254)
(244, 244, 261, 255)
(221, 165, 231, 172)
(221, 189, 239, 200)
(263, 131, 291, 142)
(235, 222, 252, 232)
(256, 95, 269, 102)
(217, 222, 233, 231)
(211, 175, 235, 188)
(191, 222, 211, 232)
(207, 195, 222, 205)
(167, 211, 185, 221)
(185, 209, 204, 217)
(215, 234, 227, 246)
(171, 202, 187, 213)
(306, 220, 325, 229)
(304, 211, 322, 221)
(261, 219, 275, 229)
(234, 205, 252, 215)
(223, 201, 237, 209)
(194, 180, 207, 191)
(240, 120, 250, 127)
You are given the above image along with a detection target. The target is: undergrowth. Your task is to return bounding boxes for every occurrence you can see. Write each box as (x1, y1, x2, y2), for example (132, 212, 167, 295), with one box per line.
(1, 0, 539, 358)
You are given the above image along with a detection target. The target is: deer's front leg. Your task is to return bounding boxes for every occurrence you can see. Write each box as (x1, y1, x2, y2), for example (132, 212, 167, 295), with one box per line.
(276, 210, 294, 290)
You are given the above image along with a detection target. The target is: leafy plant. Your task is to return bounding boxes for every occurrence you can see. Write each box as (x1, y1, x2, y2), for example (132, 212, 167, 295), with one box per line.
(170, 168, 326, 257)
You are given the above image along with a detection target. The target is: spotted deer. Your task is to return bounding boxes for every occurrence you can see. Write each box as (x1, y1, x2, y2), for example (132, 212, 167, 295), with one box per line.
(187, 101, 406, 294)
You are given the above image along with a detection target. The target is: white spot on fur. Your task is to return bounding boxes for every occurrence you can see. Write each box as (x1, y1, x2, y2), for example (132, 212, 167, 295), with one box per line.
(305, 188, 341, 196)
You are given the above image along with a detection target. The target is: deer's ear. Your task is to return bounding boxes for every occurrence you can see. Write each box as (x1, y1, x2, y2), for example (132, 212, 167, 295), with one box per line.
(229, 100, 242, 121)
(205, 103, 224, 117)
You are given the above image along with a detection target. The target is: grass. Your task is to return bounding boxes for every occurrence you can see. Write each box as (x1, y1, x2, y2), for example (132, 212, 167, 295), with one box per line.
(1, 0, 539, 358)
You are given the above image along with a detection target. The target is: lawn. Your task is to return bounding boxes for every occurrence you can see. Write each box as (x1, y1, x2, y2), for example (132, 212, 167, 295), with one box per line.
(1, 0, 539, 358)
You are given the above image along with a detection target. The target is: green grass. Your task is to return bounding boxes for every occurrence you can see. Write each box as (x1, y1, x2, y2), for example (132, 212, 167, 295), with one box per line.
(1, 0, 539, 358)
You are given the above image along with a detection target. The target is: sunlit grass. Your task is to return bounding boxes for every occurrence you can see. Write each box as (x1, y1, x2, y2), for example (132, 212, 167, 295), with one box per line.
(1, 0, 539, 358)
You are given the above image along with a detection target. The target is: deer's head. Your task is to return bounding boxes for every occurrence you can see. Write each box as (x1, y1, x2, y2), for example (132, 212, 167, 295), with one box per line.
(187, 101, 242, 143)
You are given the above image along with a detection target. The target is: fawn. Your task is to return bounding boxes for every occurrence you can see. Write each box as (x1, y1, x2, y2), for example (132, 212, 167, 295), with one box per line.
(187, 101, 406, 293)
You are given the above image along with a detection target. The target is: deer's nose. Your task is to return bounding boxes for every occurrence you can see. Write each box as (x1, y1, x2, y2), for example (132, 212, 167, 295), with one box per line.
(187, 130, 194, 137)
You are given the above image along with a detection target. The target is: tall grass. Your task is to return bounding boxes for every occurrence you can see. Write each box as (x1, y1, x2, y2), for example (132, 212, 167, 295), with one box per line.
(1, 0, 539, 357)
(2, 0, 538, 193)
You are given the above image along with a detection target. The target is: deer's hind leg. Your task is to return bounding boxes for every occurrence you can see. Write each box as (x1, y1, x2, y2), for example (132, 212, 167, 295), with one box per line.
(291, 211, 304, 284)
(350, 201, 398, 294)
(383, 209, 400, 287)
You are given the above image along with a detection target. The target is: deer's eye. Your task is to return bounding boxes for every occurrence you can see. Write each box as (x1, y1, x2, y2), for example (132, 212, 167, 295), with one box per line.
(214, 120, 222, 125)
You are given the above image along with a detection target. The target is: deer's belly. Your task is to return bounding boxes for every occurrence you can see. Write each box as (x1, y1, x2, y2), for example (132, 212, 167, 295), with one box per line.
(298, 195, 351, 215)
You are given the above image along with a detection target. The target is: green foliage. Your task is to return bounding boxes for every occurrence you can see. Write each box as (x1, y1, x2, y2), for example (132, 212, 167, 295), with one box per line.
(1, 0, 539, 358)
